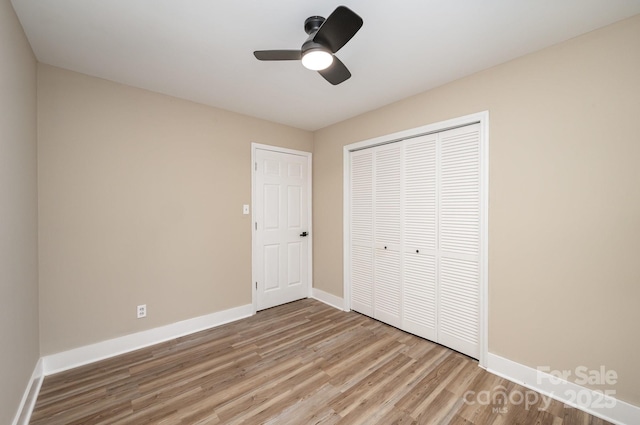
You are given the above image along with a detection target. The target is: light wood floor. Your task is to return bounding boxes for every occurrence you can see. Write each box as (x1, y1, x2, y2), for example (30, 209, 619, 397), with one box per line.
(31, 299, 612, 424)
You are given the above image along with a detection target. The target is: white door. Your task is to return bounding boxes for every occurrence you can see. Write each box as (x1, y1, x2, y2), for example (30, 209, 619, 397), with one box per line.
(373, 143, 403, 328)
(347, 123, 482, 360)
(402, 134, 438, 342)
(350, 149, 375, 316)
(254, 148, 311, 311)
(437, 124, 481, 359)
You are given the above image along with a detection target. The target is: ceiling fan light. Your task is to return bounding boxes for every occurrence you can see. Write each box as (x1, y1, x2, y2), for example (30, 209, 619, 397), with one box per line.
(301, 49, 333, 71)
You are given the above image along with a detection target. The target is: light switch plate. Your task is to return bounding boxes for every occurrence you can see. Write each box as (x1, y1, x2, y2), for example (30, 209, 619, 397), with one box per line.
(243, 204, 250, 215)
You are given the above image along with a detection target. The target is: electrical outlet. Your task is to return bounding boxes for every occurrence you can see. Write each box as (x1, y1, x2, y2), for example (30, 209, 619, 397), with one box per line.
(137, 304, 147, 319)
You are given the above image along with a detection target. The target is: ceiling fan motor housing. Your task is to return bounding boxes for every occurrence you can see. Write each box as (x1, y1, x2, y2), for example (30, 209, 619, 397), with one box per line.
(304, 16, 326, 35)
(302, 16, 329, 55)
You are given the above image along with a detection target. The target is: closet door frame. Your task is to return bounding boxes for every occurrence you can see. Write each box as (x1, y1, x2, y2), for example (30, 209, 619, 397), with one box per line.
(343, 111, 489, 368)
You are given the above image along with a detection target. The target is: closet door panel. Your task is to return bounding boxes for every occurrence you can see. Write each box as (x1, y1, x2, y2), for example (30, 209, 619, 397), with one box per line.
(350, 150, 374, 315)
(438, 124, 481, 359)
(373, 143, 402, 327)
(402, 135, 438, 340)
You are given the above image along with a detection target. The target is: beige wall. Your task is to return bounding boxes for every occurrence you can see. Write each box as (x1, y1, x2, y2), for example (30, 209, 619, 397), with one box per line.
(38, 64, 312, 355)
(0, 0, 39, 423)
(17, 4, 640, 415)
(313, 15, 640, 406)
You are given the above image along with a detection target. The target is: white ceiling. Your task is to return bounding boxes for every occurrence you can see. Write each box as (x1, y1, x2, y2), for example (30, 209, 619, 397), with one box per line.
(11, 0, 640, 131)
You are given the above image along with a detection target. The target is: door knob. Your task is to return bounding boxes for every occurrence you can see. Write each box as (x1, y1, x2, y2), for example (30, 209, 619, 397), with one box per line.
(300, 231, 308, 237)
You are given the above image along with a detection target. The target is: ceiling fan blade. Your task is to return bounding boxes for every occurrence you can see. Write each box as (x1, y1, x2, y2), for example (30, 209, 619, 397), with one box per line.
(318, 56, 351, 85)
(313, 6, 363, 53)
(254, 50, 302, 61)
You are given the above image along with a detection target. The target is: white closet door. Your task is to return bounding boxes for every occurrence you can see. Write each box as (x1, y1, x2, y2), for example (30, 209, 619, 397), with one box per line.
(437, 124, 481, 359)
(348, 122, 483, 361)
(373, 143, 403, 328)
(350, 149, 374, 316)
(402, 134, 438, 341)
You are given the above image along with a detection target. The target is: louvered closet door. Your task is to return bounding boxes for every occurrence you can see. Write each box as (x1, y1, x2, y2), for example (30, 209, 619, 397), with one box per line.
(373, 143, 402, 328)
(437, 124, 481, 359)
(348, 122, 482, 361)
(402, 134, 438, 341)
(350, 149, 374, 316)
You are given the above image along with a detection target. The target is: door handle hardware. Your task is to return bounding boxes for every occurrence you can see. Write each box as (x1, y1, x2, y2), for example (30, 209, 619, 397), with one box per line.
(300, 231, 308, 237)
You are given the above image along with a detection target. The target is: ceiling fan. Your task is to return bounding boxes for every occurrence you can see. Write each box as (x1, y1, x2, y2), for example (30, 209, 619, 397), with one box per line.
(253, 6, 363, 85)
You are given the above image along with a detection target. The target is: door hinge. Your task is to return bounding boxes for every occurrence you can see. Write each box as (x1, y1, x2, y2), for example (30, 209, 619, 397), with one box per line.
(255, 222, 257, 230)
(255, 162, 257, 171)
(255, 282, 257, 290)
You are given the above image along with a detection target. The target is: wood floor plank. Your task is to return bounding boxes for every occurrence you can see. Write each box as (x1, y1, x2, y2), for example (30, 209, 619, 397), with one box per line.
(263, 383, 339, 425)
(30, 299, 615, 425)
(330, 353, 414, 420)
(408, 356, 469, 421)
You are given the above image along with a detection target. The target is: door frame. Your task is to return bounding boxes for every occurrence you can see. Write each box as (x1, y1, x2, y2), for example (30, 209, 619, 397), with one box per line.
(251, 143, 313, 314)
(342, 111, 489, 368)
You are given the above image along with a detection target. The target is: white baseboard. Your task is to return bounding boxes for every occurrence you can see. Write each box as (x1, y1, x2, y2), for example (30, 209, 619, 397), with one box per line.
(12, 357, 44, 425)
(487, 353, 639, 425)
(42, 304, 253, 375)
(311, 288, 346, 311)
